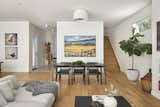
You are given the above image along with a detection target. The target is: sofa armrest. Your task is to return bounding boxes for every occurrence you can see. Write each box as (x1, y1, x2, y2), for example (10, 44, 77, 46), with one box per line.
(52, 81, 59, 100)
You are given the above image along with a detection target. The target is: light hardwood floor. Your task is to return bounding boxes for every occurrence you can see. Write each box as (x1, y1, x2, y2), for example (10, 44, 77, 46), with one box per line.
(1, 70, 160, 107)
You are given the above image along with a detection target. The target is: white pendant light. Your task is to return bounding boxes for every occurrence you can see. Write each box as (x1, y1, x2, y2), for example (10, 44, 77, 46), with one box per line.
(73, 9, 88, 21)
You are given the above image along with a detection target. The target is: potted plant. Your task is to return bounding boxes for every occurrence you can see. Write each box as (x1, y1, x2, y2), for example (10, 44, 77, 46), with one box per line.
(119, 33, 152, 81)
(72, 60, 84, 65)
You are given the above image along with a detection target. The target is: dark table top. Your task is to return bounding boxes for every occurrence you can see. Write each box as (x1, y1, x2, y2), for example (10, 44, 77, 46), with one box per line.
(85, 63, 104, 67)
(75, 96, 132, 107)
(56, 63, 104, 67)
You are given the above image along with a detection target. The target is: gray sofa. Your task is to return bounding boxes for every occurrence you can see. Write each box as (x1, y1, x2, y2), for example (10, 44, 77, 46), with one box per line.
(0, 75, 58, 107)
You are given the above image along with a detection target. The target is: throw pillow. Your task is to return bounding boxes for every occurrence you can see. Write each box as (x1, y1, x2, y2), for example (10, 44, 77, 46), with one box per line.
(0, 81, 14, 101)
(0, 93, 7, 106)
(0, 75, 20, 89)
(6, 80, 17, 97)
(7, 79, 15, 89)
(12, 89, 17, 97)
(5, 75, 20, 89)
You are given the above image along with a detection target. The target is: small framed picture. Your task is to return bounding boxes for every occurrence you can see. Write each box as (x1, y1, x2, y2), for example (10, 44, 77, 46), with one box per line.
(157, 21, 160, 51)
(131, 17, 151, 35)
(5, 33, 18, 45)
(5, 47, 18, 59)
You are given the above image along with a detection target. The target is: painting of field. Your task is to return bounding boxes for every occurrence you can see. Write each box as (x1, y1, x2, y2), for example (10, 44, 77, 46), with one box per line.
(64, 35, 96, 57)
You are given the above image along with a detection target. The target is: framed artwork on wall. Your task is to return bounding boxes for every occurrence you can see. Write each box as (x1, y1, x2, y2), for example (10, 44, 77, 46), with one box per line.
(131, 17, 151, 35)
(5, 47, 18, 59)
(64, 35, 96, 57)
(157, 21, 160, 51)
(5, 33, 18, 46)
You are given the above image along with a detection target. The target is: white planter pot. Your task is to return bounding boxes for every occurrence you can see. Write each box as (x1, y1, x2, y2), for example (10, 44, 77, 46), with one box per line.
(126, 69, 139, 81)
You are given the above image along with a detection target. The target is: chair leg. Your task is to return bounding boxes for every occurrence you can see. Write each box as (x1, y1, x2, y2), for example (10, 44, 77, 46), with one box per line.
(97, 74, 99, 82)
(59, 74, 61, 81)
(88, 74, 90, 84)
(68, 74, 70, 85)
(73, 74, 75, 83)
(56, 74, 58, 81)
(100, 74, 102, 84)
(70, 73, 73, 84)
(83, 74, 85, 84)
(104, 71, 107, 84)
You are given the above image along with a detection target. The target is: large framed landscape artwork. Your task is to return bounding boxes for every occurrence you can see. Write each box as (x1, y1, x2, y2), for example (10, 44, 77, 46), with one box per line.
(64, 35, 96, 57)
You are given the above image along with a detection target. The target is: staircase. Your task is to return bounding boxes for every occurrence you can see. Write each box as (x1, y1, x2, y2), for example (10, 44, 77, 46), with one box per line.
(104, 36, 120, 72)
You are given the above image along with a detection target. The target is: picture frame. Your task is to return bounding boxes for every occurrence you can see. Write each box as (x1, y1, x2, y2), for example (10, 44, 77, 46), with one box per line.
(131, 17, 151, 35)
(64, 35, 96, 57)
(5, 33, 18, 46)
(157, 21, 160, 51)
(5, 47, 18, 59)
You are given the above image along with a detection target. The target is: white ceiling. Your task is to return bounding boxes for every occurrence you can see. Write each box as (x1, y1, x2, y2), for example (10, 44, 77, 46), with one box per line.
(0, 0, 151, 30)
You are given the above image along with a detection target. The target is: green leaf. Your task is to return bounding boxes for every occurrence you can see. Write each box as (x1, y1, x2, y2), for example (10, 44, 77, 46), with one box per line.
(119, 33, 152, 56)
(144, 43, 152, 54)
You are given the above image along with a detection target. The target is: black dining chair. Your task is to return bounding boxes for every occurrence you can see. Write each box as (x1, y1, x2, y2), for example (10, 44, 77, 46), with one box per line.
(86, 62, 103, 84)
(56, 62, 72, 84)
(72, 62, 86, 84)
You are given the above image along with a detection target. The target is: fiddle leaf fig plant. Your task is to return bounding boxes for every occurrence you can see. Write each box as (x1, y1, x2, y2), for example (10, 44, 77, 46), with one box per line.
(119, 33, 152, 70)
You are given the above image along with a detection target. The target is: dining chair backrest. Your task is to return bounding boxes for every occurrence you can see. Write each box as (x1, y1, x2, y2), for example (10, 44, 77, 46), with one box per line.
(59, 62, 72, 70)
(61, 62, 72, 65)
(86, 62, 100, 70)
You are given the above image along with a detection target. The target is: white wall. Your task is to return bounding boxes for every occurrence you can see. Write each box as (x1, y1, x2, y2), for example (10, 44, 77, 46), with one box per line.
(108, 5, 152, 78)
(57, 21, 104, 63)
(0, 21, 30, 72)
(152, 0, 160, 99)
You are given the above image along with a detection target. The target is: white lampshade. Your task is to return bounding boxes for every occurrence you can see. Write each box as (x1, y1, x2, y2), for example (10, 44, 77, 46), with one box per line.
(73, 9, 88, 21)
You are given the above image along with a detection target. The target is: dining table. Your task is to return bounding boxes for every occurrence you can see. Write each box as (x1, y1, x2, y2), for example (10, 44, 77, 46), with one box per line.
(55, 62, 106, 84)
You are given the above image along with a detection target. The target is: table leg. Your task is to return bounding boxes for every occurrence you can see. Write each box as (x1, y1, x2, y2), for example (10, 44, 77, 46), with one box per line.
(68, 74, 70, 85)
(71, 68, 73, 85)
(88, 74, 90, 84)
(56, 67, 58, 81)
(97, 74, 99, 82)
(0, 63, 1, 73)
(100, 67, 102, 84)
(59, 74, 61, 80)
(83, 67, 86, 84)
(0, 62, 3, 73)
(83, 74, 85, 84)
(104, 67, 107, 84)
